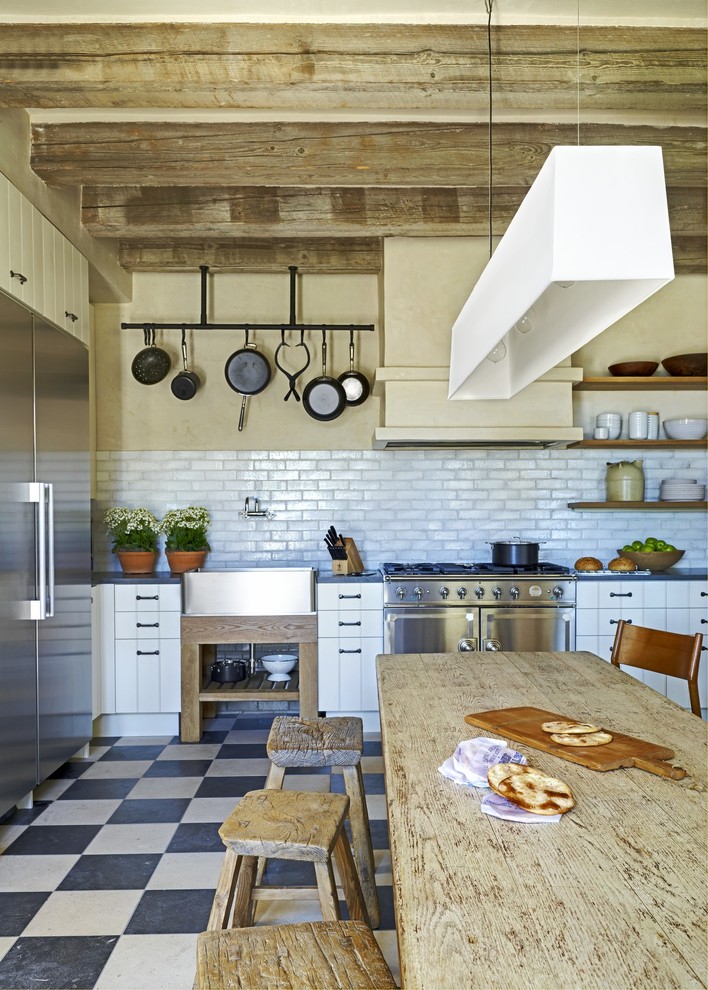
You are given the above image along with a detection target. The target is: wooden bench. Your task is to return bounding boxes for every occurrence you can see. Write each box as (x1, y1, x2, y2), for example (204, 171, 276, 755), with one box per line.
(195, 920, 397, 990)
(260, 715, 380, 928)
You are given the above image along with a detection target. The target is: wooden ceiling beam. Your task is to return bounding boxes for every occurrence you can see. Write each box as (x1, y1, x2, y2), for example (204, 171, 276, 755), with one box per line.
(2, 23, 705, 114)
(118, 237, 382, 273)
(32, 121, 706, 188)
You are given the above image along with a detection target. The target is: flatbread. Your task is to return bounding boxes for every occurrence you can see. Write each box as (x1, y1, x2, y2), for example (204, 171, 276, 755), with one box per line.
(550, 731, 613, 747)
(541, 720, 601, 734)
(496, 771, 575, 816)
(487, 762, 533, 790)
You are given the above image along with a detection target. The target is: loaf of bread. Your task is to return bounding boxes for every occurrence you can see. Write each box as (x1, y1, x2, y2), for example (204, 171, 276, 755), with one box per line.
(574, 556, 603, 571)
(608, 557, 637, 572)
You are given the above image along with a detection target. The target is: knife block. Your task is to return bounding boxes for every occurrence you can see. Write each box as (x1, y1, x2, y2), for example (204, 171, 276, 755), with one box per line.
(331, 537, 364, 575)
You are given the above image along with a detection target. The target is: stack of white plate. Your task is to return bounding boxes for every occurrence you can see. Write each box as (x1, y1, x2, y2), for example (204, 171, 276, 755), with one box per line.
(659, 479, 706, 501)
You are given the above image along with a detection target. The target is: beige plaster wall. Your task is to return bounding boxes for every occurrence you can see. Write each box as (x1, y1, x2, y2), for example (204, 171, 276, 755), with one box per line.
(94, 270, 380, 451)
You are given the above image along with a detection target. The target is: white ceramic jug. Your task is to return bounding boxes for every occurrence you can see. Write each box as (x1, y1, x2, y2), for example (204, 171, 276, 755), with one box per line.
(605, 461, 645, 501)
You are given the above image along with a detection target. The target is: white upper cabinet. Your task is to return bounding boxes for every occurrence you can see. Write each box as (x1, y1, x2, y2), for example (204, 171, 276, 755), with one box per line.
(0, 171, 89, 345)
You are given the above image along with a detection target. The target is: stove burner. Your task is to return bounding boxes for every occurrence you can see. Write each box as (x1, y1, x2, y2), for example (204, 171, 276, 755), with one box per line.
(381, 561, 571, 577)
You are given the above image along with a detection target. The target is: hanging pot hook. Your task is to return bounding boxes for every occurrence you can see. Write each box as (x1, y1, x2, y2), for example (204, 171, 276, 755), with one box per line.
(181, 326, 188, 370)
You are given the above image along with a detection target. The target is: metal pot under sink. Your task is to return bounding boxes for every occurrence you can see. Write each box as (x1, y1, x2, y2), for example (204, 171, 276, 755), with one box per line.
(210, 659, 248, 683)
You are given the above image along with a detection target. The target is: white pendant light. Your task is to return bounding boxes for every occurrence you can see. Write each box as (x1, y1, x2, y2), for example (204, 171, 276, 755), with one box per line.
(449, 144, 675, 400)
(448, 2, 675, 402)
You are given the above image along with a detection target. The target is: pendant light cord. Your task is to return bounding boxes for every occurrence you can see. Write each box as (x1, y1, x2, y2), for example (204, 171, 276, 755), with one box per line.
(485, 0, 494, 259)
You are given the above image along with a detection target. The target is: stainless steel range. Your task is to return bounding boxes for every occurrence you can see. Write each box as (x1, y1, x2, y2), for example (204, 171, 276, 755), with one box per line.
(382, 562, 576, 654)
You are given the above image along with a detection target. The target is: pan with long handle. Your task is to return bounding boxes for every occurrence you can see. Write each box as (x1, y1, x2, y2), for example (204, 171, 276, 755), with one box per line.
(302, 331, 347, 422)
(224, 329, 272, 431)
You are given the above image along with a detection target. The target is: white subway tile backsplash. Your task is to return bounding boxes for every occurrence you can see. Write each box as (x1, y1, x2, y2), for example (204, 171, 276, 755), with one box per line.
(93, 447, 707, 573)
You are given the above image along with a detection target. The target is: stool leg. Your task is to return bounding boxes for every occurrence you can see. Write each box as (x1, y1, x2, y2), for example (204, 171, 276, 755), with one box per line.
(231, 854, 257, 928)
(208, 847, 241, 930)
(313, 861, 343, 922)
(255, 763, 287, 886)
(332, 829, 370, 927)
(342, 763, 380, 928)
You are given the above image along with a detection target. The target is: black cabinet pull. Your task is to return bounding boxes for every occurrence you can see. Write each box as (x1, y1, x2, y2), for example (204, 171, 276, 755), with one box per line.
(136, 595, 159, 601)
(610, 618, 631, 625)
(65, 310, 78, 323)
(339, 648, 362, 654)
(10, 270, 27, 285)
(339, 620, 361, 627)
(137, 650, 160, 656)
(702, 592, 707, 598)
(609, 592, 632, 598)
(338, 593, 362, 599)
(137, 622, 159, 628)
(701, 619, 707, 624)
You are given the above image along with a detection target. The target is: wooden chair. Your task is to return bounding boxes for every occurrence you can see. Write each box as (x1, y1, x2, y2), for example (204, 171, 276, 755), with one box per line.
(610, 620, 704, 717)
(195, 921, 397, 990)
(208, 788, 369, 931)
(258, 715, 380, 928)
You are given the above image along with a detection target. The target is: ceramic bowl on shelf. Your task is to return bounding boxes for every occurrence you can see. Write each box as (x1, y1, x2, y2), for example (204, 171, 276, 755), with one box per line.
(608, 361, 659, 377)
(617, 549, 685, 572)
(261, 654, 297, 681)
(662, 418, 707, 440)
(661, 353, 707, 377)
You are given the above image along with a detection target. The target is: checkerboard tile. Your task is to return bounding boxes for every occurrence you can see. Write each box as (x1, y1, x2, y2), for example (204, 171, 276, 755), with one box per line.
(0, 714, 396, 989)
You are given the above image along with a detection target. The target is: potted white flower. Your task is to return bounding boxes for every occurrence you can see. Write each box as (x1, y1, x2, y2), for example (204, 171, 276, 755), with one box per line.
(160, 506, 211, 573)
(104, 507, 160, 574)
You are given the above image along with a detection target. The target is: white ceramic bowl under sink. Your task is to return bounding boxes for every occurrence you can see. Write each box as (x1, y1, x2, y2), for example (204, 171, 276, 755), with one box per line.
(261, 654, 298, 681)
(662, 418, 707, 440)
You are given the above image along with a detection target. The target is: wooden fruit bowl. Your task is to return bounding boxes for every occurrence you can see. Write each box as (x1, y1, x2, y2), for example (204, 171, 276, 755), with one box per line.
(617, 548, 685, 572)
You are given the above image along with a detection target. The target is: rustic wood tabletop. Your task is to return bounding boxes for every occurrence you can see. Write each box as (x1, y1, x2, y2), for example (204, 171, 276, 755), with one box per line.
(377, 650, 708, 990)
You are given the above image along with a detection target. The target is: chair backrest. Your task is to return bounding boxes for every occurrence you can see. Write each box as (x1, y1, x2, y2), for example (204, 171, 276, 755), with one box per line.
(610, 620, 704, 717)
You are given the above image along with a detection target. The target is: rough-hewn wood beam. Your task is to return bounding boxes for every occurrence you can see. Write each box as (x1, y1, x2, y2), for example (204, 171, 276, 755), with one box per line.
(1, 23, 705, 114)
(118, 237, 382, 273)
(82, 184, 705, 274)
(32, 121, 706, 188)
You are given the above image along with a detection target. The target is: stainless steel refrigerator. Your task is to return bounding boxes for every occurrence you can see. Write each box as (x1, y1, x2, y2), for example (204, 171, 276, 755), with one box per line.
(0, 290, 91, 817)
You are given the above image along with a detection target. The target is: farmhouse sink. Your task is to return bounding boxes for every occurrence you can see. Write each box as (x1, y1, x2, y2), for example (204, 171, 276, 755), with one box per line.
(181, 567, 316, 616)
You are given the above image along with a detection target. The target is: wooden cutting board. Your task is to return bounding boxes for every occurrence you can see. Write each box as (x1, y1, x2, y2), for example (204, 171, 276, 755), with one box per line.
(464, 706, 687, 779)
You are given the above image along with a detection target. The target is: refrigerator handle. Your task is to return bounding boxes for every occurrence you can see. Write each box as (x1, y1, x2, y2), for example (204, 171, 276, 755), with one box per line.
(29, 482, 54, 620)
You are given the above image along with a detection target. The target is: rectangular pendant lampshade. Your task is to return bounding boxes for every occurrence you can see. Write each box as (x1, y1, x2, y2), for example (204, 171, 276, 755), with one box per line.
(448, 145, 675, 400)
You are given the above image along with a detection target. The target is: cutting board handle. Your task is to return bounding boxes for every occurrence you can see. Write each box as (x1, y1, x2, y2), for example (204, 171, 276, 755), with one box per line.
(631, 756, 687, 779)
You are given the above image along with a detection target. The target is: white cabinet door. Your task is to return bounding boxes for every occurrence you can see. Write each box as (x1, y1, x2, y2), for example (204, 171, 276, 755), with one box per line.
(115, 639, 181, 713)
(6, 182, 34, 307)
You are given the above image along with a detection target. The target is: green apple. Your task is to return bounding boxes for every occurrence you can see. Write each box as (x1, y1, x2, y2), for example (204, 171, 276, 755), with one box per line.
(631, 540, 644, 550)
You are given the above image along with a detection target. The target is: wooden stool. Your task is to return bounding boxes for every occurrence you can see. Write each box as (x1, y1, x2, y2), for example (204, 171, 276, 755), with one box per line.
(260, 715, 381, 928)
(208, 789, 369, 930)
(195, 921, 397, 990)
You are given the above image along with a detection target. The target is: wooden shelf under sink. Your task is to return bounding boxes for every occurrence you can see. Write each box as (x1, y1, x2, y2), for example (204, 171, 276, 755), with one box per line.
(199, 669, 299, 702)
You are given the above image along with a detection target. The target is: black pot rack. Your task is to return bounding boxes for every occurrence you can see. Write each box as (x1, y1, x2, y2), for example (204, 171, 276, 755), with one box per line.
(120, 265, 375, 335)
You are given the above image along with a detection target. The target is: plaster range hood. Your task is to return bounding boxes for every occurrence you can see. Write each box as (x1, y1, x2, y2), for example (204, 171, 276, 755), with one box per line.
(372, 366, 583, 450)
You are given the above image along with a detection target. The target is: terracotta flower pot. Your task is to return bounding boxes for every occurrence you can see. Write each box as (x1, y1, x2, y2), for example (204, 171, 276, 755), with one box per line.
(165, 550, 208, 574)
(116, 550, 158, 574)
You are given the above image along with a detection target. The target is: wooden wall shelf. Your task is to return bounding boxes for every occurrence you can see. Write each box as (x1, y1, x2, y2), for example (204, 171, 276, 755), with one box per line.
(571, 439, 706, 449)
(568, 501, 707, 510)
(574, 377, 707, 391)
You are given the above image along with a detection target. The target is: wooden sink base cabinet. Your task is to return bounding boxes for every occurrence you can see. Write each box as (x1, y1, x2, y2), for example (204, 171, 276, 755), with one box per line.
(180, 614, 318, 742)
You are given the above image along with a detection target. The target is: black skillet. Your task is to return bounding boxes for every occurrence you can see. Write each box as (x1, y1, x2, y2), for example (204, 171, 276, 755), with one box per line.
(302, 331, 347, 422)
(337, 329, 370, 406)
(224, 329, 272, 431)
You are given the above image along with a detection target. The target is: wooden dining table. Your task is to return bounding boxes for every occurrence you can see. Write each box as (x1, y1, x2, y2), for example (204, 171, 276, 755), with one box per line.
(376, 650, 708, 990)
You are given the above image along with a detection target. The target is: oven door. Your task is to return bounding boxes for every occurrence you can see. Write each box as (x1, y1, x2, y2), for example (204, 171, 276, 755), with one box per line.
(383, 607, 478, 654)
(480, 607, 575, 652)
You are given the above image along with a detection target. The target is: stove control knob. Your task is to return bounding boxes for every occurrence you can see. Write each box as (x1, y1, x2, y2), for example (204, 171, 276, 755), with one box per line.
(457, 586, 468, 599)
(510, 586, 521, 600)
(413, 586, 424, 601)
(474, 586, 485, 599)
(395, 586, 406, 600)
(439, 586, 450, 600)
(552, 585, 564, 600)
(492, 586, 503, 600)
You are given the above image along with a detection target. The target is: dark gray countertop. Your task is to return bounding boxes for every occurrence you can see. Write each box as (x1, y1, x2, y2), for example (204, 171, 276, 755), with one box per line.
(92, 568, 384, 585)
(575, 568, 707, 580)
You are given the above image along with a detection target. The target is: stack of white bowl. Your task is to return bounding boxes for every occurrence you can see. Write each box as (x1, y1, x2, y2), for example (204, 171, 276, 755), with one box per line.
(596, 412, 622, 440)
(659, 478, 706, 502)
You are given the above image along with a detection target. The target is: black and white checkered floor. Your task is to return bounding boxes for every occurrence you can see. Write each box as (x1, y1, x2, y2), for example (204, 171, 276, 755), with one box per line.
(0, 714, 398, 990)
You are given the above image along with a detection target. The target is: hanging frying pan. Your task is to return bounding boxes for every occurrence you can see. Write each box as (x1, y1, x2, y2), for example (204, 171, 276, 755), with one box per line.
(224, 329, 272, 431)
(302, 331, 347, 422)
(131, 327, 171, 385)
(337, 329, 370, 406)
(171, 328, 201, 400)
